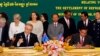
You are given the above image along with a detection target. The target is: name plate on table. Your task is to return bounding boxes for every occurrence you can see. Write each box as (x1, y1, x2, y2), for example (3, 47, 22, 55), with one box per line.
(9, 46, 34, 49)
(16, 46, 34, 49)
(74, 47, 95, 49)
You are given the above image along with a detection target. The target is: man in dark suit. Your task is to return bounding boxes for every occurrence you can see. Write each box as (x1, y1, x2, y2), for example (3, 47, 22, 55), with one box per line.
(77, 11, 92, 35)
(0, 17, 9, 46)
(13, 24, 38, 47)
(58, 10, 76, 41)
(69, 27, 93, 48)
(90, 11, 100, 47)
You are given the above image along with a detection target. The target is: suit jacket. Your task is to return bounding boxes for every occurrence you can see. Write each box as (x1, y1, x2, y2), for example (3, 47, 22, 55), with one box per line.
(0, 24, 9, 46)
(13, 32, 38, 47)
(77, 19, 92, 35)
(47, 23, 64, 39)
(69, 33, 93, 46)
(90, 20, 100, 47)
(43, 21, 49, 34)
(58, 17, 76, 39)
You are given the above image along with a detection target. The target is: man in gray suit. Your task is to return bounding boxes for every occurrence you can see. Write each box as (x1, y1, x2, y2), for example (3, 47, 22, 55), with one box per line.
(48, 14, 64, 40)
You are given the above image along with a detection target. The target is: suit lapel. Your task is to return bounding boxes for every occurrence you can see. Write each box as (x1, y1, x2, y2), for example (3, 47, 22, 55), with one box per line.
(67, 18, 71, 28)
(22, 32, 25, 40)
(83, 36, 88, 45)
(52, 23, 57, 31)
(53, 23, 55, 28)
(56, 23, 59, 28)
(82, 19, 90, 27)
(28, 33, 32, 45)
(81, 21, 85, 27)
(22, 32, 28, 46)
(63, 18, 69, 29)
(77, 34, 80, 43)
(22, 32, 25, 37)
(88, 20, 91, 26)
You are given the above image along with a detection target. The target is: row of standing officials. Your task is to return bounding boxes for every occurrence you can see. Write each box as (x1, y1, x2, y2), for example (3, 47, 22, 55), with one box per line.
(0, 10, 100, 47)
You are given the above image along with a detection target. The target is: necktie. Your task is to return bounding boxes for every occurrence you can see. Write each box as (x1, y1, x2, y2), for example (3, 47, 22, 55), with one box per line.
(55, 23, 57, 27)
(80, 37, 84, 45)
(66, 19, 70, 28)
(26, 35, 28, 46)
(54, 23, 57, 27)
(84, 21, 86, 26)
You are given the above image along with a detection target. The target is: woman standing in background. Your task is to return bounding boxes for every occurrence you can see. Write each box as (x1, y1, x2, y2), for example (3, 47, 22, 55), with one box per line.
(40, 13, 49, 34)
(27, 12, 43, 43)
(9, 14, 25, 41)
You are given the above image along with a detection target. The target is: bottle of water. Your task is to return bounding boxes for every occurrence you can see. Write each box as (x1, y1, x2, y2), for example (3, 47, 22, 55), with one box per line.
(2, 43, 5, 47)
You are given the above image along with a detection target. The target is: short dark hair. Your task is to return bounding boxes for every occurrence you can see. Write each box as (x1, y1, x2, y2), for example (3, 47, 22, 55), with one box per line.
(0, 12, 9, 27)
(52, 13, 59, 17)
(81, 11, 88, 17)
(79, 27, 88, 31)
(0, 12, 8, 21)
(64, 10, 71, 14)
(96, 10, 100, 13)
(29, 11, 40, 20)
(41, 13, 48, 21)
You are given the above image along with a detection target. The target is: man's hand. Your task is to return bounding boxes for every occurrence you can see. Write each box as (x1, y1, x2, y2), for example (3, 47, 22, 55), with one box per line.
(76, 42, 82, 48)
(65, 35, 72, 43)
(10, 37, 16, 42)
(84, 45, 91, 48)
(18, 38, 23, 45)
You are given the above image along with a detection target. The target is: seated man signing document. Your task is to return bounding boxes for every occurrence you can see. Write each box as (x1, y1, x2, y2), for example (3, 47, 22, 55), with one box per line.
(69, 27, 93, 48)
(13, 24, 38, 47)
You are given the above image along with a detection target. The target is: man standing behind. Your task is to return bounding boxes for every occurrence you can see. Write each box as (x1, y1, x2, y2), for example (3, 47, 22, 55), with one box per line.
(77, 11, 92, 35)
(0, 17, 9, 46)
(90, 11, 100, 47)
(58, 10, 76, 41)
(13, 24, 38, 47)
(48, 14, 64, 40)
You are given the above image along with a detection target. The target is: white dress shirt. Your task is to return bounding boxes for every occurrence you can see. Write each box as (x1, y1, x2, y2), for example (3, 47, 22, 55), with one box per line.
(97, 19, 100, 23)
(80, 35, 85, 44)
(83, 19, 88, 26)
(9, 21, 25, 39)
(27, 21, 43, 43)
(25, 34, 30, 43)
(64, 17, 70, 28)
(0, 28, 2, 41)
(54, 22, 58, 27)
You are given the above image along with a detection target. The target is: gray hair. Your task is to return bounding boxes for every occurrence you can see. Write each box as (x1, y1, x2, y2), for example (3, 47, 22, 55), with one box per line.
(25, 23, 33, 28)
(14, 13, 21, 20)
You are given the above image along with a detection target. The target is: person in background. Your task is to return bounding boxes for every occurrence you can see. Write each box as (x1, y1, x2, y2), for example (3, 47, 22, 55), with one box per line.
(48, 14, 64, 40)
(9, 14, 25, 42)
(27, 11, 43, 43)
(58, 10, 76, 41)
(69, 27, 93, 48)
(77, 11, 92, 35)
(90, 11, 100, 47)
(13, 24, 38, 47)
(0, 12, 9, 46)
(40, 13, 49, 34)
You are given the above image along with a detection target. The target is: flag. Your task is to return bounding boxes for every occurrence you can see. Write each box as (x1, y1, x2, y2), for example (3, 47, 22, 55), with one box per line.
(58, 33, 64, 41)
(42, 33, 49, 43)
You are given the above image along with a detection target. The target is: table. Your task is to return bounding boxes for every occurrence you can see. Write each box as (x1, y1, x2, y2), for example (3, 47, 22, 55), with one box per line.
(0, 47, 100, 56)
